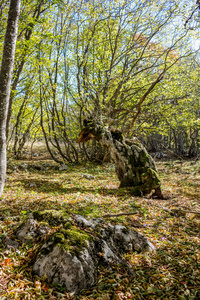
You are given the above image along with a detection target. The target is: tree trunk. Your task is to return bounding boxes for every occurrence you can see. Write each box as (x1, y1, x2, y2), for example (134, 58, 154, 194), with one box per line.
(0, 0, 21, 197)
(77, 118, 163, 198)
(177, 130, 185, 156)
(6, 0, 45, 138)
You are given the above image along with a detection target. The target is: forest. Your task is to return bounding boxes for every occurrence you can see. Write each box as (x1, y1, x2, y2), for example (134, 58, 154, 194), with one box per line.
(0, 0, 200, 299)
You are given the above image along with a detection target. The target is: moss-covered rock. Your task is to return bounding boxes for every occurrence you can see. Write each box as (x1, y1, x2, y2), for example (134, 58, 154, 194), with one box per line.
(16, 218, 50, 244)
(30, 211, 155, 293)
(59, 227, 94, 255)
(33, 209, 70, 226)
(33, 238, 97, 293)
(15, 211, 156, 294)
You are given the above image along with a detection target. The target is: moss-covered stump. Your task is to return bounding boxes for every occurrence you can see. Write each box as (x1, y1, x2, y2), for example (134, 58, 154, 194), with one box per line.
(77, 118, 163, 198)
(15, 210, 156, 294)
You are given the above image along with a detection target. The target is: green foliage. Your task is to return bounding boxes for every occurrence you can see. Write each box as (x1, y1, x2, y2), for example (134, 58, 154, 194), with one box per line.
(136, 56, 200, 154)
(4, 0, 199, 159)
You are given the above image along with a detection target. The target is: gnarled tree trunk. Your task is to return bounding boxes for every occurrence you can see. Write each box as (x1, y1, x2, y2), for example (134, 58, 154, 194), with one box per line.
(77, 118, 163, 198)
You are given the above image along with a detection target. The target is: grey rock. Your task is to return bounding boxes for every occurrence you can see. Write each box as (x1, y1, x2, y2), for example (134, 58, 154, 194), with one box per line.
(33, 153, 40, 157)
(75, 215, 103, 229)
(16, 211, 156, 294)
(2, 236, 19, 249)
(82, 174, 95, 180)
(16, 219, 38, 243)
(75, 215, 93, 227)
(75, 216, 155, 253)
(29, 182, 37, 188)
(100, 240, 118, 263)
(19, 163, 28, 170)
(16, 219, 50, 244)
(59, 164, 68, 171)
(37, 223, 50, 236)
(113, 224, 156, 252)
(33, 241, 97, 293)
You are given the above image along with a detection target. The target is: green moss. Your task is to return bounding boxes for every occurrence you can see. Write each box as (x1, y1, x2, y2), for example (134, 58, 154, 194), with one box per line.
(140, 150, 150, 164)
(129, 167, 161, 196)
(63, 222, 72, 230)
(38, 221, 49, 227)
(40, 232, 66, 256)
(39, 225, 94, 257)
(61, 227, 93, 250)
(141, 168, 160, 191)
(33, 210, 70, 226)
(59, 230, 91, 255)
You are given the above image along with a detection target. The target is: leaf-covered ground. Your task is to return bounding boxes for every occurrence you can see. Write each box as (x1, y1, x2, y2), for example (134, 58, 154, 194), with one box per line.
(0, 156, 200, 299)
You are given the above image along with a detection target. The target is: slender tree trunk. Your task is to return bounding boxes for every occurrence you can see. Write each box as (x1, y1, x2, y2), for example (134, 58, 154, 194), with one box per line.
(6, 0, 45, 138)
(0, 0, 21, 197)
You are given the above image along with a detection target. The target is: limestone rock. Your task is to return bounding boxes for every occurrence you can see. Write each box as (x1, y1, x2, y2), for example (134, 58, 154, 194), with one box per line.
(14, 210, 156, 294)
(16, 218, 50, 244)
(113, 224, 156, 252)
(82, 174, 95, 180)
(16, 219, 38, 243)
(33, 242, 97, 293)
(75, 215, 155, 253)
(2, 236, 19, 249)
(75, 214, 103, 229)
(59, 164, 68, 171)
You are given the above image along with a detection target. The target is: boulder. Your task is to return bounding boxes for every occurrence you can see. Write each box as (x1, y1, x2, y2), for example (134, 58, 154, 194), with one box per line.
(2, 236, 19, 249)
(14, 210, 156, 294)
(16, 218, 50, 244)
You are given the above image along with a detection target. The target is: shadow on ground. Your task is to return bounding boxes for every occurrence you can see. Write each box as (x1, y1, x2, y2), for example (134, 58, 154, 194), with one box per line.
(12, 178, 129, 197)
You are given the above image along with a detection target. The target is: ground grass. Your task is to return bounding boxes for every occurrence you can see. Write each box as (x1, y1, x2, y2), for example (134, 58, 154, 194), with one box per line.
(0, 157, 200, 299)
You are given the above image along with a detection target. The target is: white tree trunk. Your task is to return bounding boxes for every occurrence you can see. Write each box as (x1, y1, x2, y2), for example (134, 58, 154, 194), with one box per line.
(0, 0, 21, 197)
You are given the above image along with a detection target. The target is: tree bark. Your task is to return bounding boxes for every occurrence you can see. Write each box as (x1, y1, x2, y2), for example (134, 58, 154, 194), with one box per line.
(77, 118, 163, 198)
(6, 0, 45, 138)
(0, 0, 21, 197)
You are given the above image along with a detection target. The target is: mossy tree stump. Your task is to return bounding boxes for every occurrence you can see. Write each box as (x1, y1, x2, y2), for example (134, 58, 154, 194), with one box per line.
(77, 118, 163, 198)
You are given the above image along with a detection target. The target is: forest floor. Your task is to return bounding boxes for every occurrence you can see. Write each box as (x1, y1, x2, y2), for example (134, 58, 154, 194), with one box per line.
(0, 153, 200, 299)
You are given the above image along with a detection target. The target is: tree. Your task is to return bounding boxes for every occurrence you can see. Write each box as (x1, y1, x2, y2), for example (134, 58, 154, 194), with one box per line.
(5, 0, 51, 138)
(4, 0, 197, 162)
(32, 0, 195, 164)
(0, 0, 21, 197)
(77, 117, 164, 198)
(136, 55, 200, 157)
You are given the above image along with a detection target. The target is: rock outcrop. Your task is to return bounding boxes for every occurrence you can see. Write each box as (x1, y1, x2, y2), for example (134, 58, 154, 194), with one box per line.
(14, 210, 156, 294)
